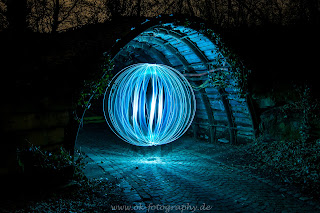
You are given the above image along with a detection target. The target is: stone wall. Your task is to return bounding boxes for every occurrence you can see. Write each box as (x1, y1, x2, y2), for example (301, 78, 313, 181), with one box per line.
(0, 95, 74, 175)
(259, 107, 301, 141)
(252, 82, 320, 142)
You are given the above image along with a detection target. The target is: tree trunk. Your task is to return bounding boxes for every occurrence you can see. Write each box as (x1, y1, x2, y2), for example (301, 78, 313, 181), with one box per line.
(307, 0, 320, 24)
(177, 0, 184, 14)
(51, 0, 60, 33)
(136, 0, 142, 17)
(187, 0, 195, 17)
(228, 0, 232, 26)
(6, 0, 28, 33)
(205, 0, 215, 22)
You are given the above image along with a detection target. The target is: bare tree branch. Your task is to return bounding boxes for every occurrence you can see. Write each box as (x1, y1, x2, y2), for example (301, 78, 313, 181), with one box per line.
(235, 0, 269, 24)
(187, 0, 195, 17)
(59, 0, 80, 24)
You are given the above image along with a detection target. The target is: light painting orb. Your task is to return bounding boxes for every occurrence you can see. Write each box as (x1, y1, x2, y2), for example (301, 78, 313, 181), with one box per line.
(103, 63, 196, 146)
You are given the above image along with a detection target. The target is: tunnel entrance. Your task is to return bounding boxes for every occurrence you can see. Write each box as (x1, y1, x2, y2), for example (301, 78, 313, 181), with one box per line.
(72, 19, 320, 212)
(80, 20, 255, 147)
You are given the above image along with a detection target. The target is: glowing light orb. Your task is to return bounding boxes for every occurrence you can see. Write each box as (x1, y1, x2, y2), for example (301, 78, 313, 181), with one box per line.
(104, 63, 196, 146)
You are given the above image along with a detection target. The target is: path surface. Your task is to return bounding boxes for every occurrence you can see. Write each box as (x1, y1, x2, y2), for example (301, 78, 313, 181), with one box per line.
(76, 124, 320, 213)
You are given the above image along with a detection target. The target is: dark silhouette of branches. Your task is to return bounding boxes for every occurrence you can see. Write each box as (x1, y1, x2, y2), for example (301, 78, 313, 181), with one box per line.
(186, 0, 195, 17)
(26, 0, 109, 33)
(1, 0, 319, 33)
(6, 0, 29, 32)
(51, 0, 59, 33)
(51, 0, 80, 33)
(0, 0, 8, 31)
(234, 0, 269, 25)
(107, 0, 132, 18)
(136, 0, 142, 17)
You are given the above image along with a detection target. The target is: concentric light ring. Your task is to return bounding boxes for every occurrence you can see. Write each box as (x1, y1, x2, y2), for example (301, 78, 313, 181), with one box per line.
(103, 63, 196, 146)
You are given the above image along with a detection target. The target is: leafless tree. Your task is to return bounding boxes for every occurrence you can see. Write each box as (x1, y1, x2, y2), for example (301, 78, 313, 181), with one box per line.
(6, 0, 29, 32)
(106, 0, 132, 18)
(136, 0, 142, 16)
(1, 0, 319, 33)
(26, 0, 109, 33)
(0, 0, 8, 31)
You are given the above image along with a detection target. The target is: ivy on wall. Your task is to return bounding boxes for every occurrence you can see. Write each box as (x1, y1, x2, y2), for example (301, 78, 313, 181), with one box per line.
(280, 85, 319, 142)
(204, 29, 250, 93)
(175, 18, 250, 94)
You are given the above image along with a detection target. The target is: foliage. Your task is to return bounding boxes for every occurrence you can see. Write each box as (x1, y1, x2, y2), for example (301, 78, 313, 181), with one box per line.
(19, 177, 133, 213)
(204, 28, 250, 92)
(2, 175, 132, 213)
(73, 54, 114, 151)
(250, 137, 320, 197)
(280, 84, 319, 142)
(250, 84, 320, 197)
(176, 19, 250, 94)
(11, 145, 131, 212)
(76, 54, 114, 121)
(17, 143, 86, 182)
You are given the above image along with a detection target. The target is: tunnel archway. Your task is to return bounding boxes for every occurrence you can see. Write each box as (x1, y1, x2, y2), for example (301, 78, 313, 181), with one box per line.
(82, 17, 256, 145)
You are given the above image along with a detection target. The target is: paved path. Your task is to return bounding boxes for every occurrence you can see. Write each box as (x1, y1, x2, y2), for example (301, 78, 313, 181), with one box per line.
(76, 124, 320, 213)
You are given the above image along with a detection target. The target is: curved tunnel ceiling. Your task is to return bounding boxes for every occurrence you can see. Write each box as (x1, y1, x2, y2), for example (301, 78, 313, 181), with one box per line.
(114, 23, 255, 144)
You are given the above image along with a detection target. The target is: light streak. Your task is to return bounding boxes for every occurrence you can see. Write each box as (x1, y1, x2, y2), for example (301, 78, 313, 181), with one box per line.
(104, 63, 196, 146)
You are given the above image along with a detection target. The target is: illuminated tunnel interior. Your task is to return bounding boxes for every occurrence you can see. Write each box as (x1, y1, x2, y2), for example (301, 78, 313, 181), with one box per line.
(73, 23, 316, 212)
(114, 23, 255, 144)
(80, 23, 255, 147)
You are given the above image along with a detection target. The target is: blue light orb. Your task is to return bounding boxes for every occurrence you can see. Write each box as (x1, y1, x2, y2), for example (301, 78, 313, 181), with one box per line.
(104, 63, 196, 146)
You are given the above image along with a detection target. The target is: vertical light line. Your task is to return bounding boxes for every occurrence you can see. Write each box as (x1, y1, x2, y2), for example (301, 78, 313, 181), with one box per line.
(104, 63, 196, 146)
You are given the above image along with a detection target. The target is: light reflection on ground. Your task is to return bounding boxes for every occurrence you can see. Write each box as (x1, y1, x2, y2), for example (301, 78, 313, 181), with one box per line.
(75, 124, 319, 212)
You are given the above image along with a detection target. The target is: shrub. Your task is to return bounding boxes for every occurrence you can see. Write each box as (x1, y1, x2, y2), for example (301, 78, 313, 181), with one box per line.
(17, 144, 86, 188)
(250, 137, 320, 197)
